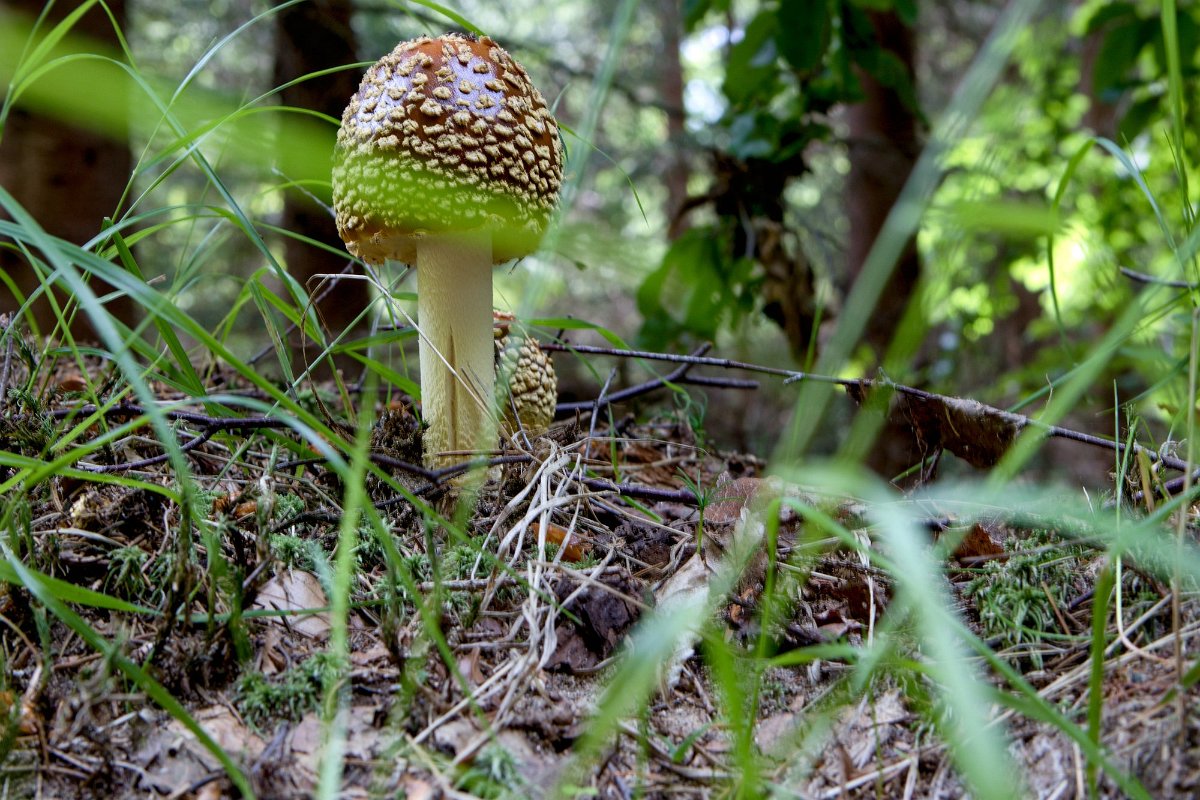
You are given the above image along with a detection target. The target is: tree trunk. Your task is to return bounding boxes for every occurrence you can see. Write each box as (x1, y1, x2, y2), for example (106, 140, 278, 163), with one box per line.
(0, 0, 134, 339)
(843, 9, 920, 357)
(272, 0, 365, 375)
(657, 0, 689, 240)
(843, 9, 923, 482)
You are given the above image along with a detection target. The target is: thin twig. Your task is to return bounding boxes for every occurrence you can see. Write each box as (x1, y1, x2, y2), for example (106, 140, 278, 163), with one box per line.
(81, 428, 219, 474)
(1120, 266, 1196, 290)
(0, 316, 16, 404)
(548, 343, 1193, 474)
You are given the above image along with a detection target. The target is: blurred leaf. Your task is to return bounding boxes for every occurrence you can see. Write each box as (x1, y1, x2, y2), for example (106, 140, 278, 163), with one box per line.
(683, 0, 728, 31)
(637, 229, 727, 346)
(943, 200, 1061, 238)
(727, 110, 777, 159)
(0, 559, 157, 615)
(1083, 2, 1138, 35)
(723, 11, 779, 106)
(1152, 8, 1198, 79)
(893, 0, 918, 25)
(1093, 18, 1152, 97)
(344, 352, 421, 400)
(1118, 94, 1162, 141)
(862, 48, 919, 112)
(529, 317, 634, 351)
(777, 0, 830, 75)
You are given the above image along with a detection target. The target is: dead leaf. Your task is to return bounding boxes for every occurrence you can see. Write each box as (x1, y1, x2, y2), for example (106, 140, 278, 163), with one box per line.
(706, 476, 765, 525)
(251, 570, 331, 641)
(57, 374, 87, 393)
(535, 521, 591, 562)
(545, 568, 643, 672)
(138, 706, 266, 795)
(401, 777, 436, 800)
(952, 523, 1006, 564)
(458, 649, 487, 687)
(196, 783, 224, 800)
(847, 385, 1027, 468)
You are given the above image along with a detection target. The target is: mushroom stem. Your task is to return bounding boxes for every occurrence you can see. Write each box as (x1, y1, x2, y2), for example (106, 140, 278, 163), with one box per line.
(416, 230, 496, 468)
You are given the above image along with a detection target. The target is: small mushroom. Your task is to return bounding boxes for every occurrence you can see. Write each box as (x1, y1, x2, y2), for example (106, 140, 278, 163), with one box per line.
(332, 34, 563, 467)
(494, 312, 556, 440)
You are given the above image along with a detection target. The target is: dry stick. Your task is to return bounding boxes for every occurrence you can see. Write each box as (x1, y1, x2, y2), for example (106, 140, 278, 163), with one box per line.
(46, 404, 292, 474)
(1120, 265, 1197, 290)
(555, 343, 742, 414)
(82, 428, 220, 474)
(555, 371, 755, 412)
(545, 343, 1193, 475)
(40, 342, 1190, 497)
(0, 318, 16, 404)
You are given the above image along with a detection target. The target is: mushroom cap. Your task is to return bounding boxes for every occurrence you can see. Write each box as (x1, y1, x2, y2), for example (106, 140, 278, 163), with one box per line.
(332, 34, 564, 266)
(495, 318, 557, 438)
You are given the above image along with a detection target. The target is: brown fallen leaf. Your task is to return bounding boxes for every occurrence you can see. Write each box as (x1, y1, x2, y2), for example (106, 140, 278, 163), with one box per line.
(847, 385, 1027, 468)
(545, 568, 643, 672)
(251, 570, 331, 641)
(951, 522, 1006, 564)
(57, 374, 88, 393)
(535, 521, 591, 562)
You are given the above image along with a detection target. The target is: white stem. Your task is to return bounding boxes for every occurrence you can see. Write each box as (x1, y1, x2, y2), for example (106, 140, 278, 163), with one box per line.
(416, 231, 496, 468)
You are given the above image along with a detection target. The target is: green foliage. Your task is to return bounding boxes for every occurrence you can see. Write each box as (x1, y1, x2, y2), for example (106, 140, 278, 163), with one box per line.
(104, 545, 149, 598)
(1083, 1, 1200, 141)
(638, 228, 757, 345)
(270, 533, 325, 573)
(235, 652, 338, 731)
(964, 530, 1087, 668)
(454, 743, 526, 799)
(638, 0, 921, 349)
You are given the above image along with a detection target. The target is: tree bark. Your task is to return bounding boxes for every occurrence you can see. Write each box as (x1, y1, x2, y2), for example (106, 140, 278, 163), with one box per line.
(272, 0, 365, 374)
(657, 0, 690, 240)
(842, 9, 923, 482)
(0, 0, 134, 338)
(843, 9, 920, 357)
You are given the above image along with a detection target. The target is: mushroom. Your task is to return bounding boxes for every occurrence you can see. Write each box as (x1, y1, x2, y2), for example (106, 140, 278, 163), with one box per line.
(332, 34, 563, 467)
(494, 312, 557, 440)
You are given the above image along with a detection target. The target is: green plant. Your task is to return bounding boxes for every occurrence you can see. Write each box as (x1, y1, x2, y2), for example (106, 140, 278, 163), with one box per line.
(269, 533, 324, 573)
(234, 652, 337, 731)
(454, 742, 526, 799)
(104, 545, 148, 598)
(964, 530, 1087, 669)
(677, 469, 718, 556)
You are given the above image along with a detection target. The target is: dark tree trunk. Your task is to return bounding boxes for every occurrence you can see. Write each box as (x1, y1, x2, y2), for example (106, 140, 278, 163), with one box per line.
(0, 0, 134, 339)
(658, 0, 689, 240)
(843, 10, 923, 482)
(1078, 26, 1119, 138)
(272, 0, 365, 374)
(843, 9, 920, 357)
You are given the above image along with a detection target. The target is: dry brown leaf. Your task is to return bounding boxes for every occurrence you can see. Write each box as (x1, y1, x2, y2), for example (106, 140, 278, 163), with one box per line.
(952, 523, 1006, 564)
(535, 522, 590, 562)
(848, 385, 1027, 467)
(251, 570, 331, 641)
(706, 476, 764, 525)
(57, 374, 87, 393)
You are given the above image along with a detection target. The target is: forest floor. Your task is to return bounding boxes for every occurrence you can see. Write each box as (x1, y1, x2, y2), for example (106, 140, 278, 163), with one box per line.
(1, 349, 1198, 800)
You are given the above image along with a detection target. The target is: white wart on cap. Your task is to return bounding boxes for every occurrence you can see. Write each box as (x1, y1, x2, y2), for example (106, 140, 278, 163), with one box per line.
(333, 33, 563, 265)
